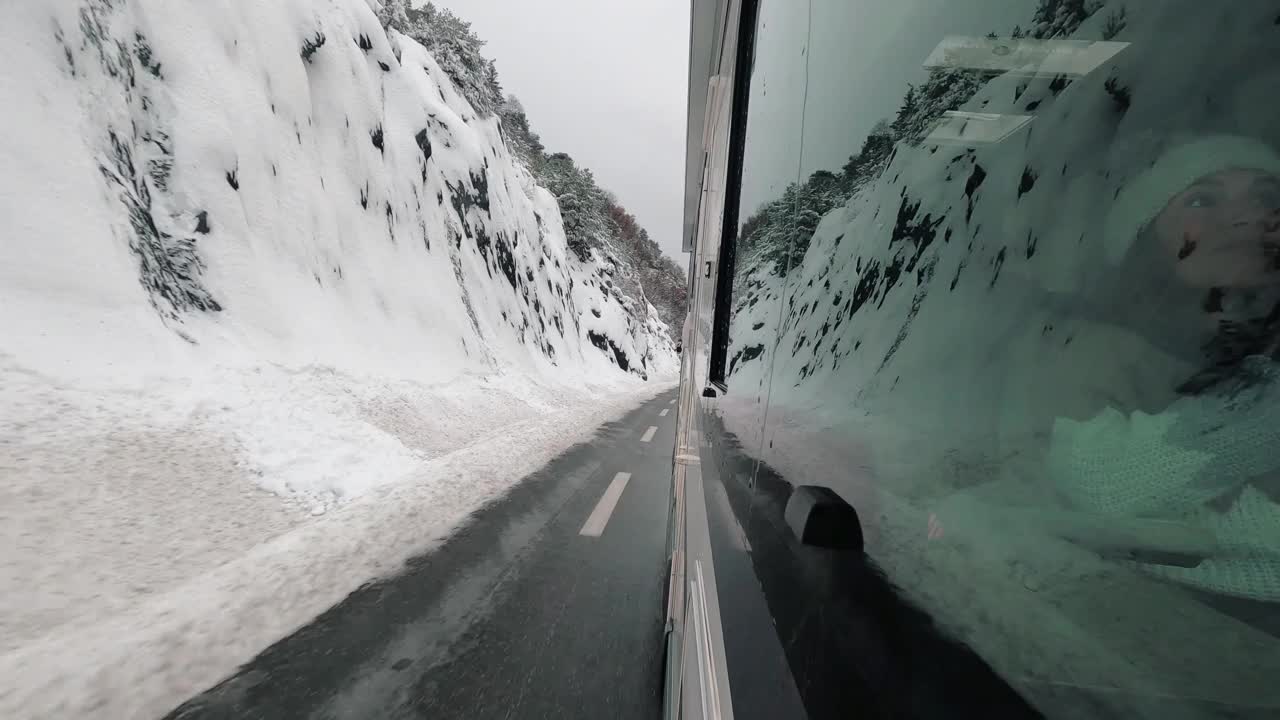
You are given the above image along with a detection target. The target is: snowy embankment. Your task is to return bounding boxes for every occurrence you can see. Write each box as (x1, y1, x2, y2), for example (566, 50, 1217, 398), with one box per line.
(0, 0, 676, 716)
(0, 372, 663, 720)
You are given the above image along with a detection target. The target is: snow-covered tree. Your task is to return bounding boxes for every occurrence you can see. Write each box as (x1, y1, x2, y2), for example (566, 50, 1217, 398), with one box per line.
(540, 153, 611, 259)
(737, 170, 846, 280)
(1030, 0, 1103, 39)
(483, 60, 503, 111)
(400, 3, 503, 115)
(376, 0, 408, 31)
(841, 119, 895, 188)
(498, 94, 546, 172)
(602, 200, 687, 337)
(642, 254, 689, 338)
(890, 67, 987, 144)
(891, 86, 920, 138)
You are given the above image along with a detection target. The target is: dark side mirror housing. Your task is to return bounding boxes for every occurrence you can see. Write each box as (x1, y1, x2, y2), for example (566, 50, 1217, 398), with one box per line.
(784, 486, 863, 551)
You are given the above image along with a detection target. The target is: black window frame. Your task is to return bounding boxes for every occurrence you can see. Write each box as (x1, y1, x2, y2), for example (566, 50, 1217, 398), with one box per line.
(707, 0, 761, 390)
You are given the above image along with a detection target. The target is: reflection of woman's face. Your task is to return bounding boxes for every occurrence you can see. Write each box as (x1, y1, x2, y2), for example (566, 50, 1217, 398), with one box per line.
(1154, 169, 1280, 288)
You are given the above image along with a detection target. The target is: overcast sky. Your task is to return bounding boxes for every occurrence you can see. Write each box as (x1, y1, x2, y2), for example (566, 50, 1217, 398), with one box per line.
(430, 0, 691, 262)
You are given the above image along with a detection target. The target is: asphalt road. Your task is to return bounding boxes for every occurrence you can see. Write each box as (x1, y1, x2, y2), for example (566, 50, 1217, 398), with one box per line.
(165, 389, 680, 720)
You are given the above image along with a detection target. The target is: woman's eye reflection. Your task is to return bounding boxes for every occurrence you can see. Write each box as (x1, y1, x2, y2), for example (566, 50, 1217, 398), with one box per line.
(1185, 192, 1217, 209)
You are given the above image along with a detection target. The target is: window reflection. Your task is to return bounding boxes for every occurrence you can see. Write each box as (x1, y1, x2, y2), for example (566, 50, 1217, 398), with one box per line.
(712, 0, 1280, 715)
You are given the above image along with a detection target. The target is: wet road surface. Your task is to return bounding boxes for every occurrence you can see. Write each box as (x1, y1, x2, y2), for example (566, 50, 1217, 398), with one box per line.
(165, 390, 679, 720)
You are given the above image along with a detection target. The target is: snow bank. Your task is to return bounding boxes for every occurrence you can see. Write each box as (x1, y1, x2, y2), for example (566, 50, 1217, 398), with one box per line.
(0, 0, 677, 715)
(0, 377, 670, 720)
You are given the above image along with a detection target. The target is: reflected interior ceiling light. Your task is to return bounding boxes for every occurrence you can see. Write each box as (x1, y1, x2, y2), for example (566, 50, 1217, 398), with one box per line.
(924, 111, 1033, 147)
(924, 35, 1128, 78)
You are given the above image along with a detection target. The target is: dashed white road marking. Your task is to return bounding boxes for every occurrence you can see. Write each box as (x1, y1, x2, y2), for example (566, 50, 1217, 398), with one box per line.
(640, 426, 658, 443)
(659, 408, 670, 417)
(579, 472, 632, 537)
(668, 399, 676, 405)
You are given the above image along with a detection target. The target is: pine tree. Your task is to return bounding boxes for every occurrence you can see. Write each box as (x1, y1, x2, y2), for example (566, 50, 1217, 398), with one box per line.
(401, 3, 504, 115)
(891, 86, 919, 137)
(1030, 0, 1101, 39)
(498, 95, 546, 172)
(841, 119, 894, 188)
(484, 60, 502, 108)
(376, 0, 409, 31)
(885, 67, 987, 145)
(540, 153, 611, 259)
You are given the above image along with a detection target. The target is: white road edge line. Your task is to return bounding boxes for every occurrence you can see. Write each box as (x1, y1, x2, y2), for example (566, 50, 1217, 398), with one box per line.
(579, 472, 632, 537)
(659, 408, 670, 417)
(640, 425, 658, 442)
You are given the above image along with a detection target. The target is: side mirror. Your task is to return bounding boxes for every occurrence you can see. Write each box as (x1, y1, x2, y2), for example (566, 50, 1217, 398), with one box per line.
(675, 344, 683, 354)
(701, 386, 717, 398)
(784, 486, 863, 551)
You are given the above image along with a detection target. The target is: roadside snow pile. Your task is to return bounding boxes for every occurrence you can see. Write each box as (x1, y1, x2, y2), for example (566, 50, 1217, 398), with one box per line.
(0, 375, 666, 720)
(0, 0, 676, 715)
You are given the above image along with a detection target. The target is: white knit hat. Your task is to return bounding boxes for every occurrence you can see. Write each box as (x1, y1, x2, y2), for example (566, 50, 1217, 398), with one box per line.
(1103, 135, 1280, 264)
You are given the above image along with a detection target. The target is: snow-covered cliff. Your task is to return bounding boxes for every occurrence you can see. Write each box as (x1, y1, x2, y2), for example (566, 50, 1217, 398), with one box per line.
(0, 0, 682, 515)
(1, 0, 674, 392)
(0, 2, 677, 715)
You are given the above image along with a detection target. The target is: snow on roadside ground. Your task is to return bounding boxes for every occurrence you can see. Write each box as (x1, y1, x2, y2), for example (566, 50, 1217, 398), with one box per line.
(0, 370, 672, 720)
(0, 356, 660, 658)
